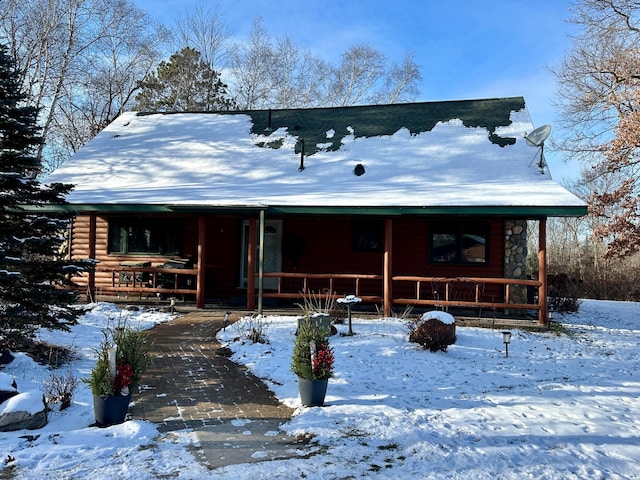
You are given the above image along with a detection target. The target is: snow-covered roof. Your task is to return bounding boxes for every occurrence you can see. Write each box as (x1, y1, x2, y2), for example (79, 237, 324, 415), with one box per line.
(46, 98, 586, 216)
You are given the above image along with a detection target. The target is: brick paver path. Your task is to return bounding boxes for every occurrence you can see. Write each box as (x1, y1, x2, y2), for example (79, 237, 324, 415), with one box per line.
(129, 311, 293, 432)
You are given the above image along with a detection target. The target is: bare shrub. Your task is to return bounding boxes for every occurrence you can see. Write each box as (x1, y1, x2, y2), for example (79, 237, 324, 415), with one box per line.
(376, 304, 414, 319)
(296, 289, 337, 316)
(548, 273, 582, 313)
(43, 370, 79, 410)
(233, 315, 270, 344)
(297, 289, 346, 323)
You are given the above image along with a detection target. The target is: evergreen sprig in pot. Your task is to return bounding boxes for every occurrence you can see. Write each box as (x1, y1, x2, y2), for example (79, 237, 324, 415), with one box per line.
(291, 317, 334, 407)
(86, 326, 152, 427)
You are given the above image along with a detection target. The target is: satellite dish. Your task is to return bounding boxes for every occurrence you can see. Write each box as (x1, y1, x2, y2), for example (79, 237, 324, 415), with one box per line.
(525, 124, 552, 147)
(525, 124, 552, 174)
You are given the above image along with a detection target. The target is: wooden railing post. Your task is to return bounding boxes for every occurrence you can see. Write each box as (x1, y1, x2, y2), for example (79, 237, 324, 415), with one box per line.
(258, 210, 265, 315)
(247, 217, 257, 310)
(196, 216, 206, 308)
(538, 218, 548, 326)
(383, 219, 393, 317)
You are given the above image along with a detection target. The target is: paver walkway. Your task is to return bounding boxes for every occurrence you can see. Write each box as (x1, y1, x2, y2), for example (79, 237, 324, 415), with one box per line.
(128, 310, 307, 469)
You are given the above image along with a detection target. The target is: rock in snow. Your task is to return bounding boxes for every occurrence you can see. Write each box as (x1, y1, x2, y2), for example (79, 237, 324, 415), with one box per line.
(0, 386, 48, 432)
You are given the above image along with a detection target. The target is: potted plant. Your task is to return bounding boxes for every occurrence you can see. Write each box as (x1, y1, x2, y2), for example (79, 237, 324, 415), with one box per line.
(291, 317, 334, 407)
(86, 326, 151, 426)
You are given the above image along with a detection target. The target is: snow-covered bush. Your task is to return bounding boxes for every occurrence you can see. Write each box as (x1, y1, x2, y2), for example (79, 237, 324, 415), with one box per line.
(408, 311, 456, 352)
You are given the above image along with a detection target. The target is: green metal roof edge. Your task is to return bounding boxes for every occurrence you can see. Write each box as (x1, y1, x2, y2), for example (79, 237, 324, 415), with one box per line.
(27, 203, 587, 217)
(21, 204, 175, 213)
(264, 205, 588, 217)
(22, 204, 265, 215)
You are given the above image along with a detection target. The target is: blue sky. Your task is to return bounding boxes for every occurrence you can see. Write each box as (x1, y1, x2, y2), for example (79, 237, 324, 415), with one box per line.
(136, 0, 577, 181)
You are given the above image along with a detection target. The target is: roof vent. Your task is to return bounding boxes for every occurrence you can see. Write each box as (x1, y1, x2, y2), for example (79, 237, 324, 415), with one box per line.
(298, 139, 305, 172)
(353, 163, 365, 176)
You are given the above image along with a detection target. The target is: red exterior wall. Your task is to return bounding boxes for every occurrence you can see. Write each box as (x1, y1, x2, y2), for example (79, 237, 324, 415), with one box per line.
(69, 213, 506, 304)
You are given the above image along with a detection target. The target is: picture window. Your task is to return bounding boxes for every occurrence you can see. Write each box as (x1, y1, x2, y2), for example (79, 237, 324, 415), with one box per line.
(431, 221, 488, 264)
(108, 218, 181, 255)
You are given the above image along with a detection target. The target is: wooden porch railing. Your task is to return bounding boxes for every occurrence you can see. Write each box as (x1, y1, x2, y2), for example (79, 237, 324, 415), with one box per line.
(258, 272, 542, 313)
(261, 272, 384, 303)
(97, 266, 198, 296)
(391, 276, 542, 311)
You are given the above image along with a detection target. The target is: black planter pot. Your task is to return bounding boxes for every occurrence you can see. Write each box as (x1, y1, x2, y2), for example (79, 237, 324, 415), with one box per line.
(93, 393, 132, 427)
(297, 377, 328, 407)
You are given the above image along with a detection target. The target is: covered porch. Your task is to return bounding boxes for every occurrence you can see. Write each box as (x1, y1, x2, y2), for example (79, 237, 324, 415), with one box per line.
(70, 199, 578, 328)
(242, 214, 551, 325)
(78, 208, 556, 325)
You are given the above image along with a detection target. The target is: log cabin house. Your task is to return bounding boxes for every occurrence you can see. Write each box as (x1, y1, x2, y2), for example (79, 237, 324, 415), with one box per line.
(45, 98, 587, 325)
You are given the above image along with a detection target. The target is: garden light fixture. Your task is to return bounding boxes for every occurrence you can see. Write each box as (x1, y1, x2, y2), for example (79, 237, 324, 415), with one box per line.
(502, 331, 512, 358)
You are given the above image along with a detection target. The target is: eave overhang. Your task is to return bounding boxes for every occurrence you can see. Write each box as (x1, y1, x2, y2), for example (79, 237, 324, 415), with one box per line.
(26, 203, 588, 218)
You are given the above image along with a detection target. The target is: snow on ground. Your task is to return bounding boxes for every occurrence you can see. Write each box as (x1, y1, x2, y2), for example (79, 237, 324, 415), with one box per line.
(1, 299, 640, 479)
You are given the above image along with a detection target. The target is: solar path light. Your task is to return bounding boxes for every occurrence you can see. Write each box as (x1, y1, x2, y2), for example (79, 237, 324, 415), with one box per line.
(502, 331, 512, 358)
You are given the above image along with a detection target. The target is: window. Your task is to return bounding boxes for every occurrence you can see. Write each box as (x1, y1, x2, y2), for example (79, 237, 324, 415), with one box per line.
(108, 217, 181, 255)
(353, 219, 383, 252)
(431, 221, 488, 264)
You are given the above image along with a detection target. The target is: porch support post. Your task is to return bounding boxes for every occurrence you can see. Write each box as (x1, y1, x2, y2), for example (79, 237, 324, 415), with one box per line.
(383, 218, 393, 317)
(87, 214, 96, 302)
(257, 210, 265, 315)
(247, 217, 257, 310)
(538, 218, 548, 326)
(196, 216, 206, 308)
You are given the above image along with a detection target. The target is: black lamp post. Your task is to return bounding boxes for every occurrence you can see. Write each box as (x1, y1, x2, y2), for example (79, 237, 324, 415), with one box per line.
(502, 331, 512, 358)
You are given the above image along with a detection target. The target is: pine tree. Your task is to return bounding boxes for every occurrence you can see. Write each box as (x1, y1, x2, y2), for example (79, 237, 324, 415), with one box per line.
(135, 47, 237, 112)
(0, 43, 88, 350)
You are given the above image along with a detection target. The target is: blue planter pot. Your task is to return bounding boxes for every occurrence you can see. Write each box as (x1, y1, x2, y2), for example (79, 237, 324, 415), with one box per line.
(93, 393, 132, 427)
(297, 377, 328, 407)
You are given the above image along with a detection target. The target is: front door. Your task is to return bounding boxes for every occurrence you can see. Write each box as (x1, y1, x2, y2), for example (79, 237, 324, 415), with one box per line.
(240, 219, 282, 290)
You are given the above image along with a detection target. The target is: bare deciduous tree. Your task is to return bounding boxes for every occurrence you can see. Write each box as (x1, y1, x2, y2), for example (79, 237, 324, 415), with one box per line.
(1, 1, 422, 170)
(554, 0, 640, 257)
(267, 36, 331, 109)
(228, 17, 277, 110)
(174, 2, 231, 69)
(0, 0, 168, 172)
(377, 51, 422, 104)
(227, 17, 421, 110)
(328, 45, 385, 106)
